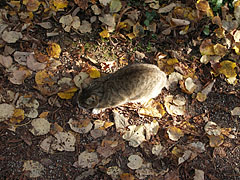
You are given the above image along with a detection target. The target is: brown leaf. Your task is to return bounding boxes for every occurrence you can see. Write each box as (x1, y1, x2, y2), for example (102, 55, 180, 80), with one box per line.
(74, 0, 88, 10)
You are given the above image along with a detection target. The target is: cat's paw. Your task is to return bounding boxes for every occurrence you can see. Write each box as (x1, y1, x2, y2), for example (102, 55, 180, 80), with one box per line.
(92, 108, 105, 114)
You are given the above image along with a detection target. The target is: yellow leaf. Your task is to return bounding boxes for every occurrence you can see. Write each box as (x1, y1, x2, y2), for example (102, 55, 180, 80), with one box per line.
(89, 68, 100, 78)
(99, 29, 110, 38)
(126, 33, 136, 39)
(213, 44, 227, 56)
(214, 27, 225, 38)
(171, 146, 183, 157)
(167, 58, 179, 65)
(138, 100, 165, 118)
(157, 59, 176, 75)
(23, 0, 40, 12)
(53, 0, 68, 10)
(104, 122, 114, 129)
(196, 0, 213, 17)
(233, 42, 240, 55)
(208, 135, 224, 147)
(10, 109, 24, 124)
(167, 126, 184, 141)
(47, 43, 61, 59)
(39, 111, 49, 118)
(117, 22, 127, 30)
(57, 87, 78, 99)
(196, 92, 207, 102)
(218, 60, 237, 78)
(35, 70, 55, 86)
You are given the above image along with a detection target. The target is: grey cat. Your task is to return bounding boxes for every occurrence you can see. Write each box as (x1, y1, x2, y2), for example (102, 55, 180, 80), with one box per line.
(77, 63, 167, 113)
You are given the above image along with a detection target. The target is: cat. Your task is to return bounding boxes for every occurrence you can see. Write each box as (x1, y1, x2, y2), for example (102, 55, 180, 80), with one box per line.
(77, 63, 167, 113)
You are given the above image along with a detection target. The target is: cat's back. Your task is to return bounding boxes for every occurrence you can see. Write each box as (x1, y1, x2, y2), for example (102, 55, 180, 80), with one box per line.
(102, 63, 167, 103)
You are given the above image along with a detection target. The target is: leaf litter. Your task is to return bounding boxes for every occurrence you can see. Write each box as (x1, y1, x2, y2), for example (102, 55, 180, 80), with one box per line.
(0, 0, 239, 179)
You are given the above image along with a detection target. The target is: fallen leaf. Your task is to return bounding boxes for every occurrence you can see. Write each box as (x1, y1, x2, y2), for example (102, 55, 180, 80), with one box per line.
(208, 135, 224, 147)
(196, 80, 215, 102)
(46, 43, 61, 59)
(14, 51, 33, 65)
(57, 87, 78, 99)
(178, 150, 192, 164)
(234, 1, 240, 24)
(120, 173, 135, 180)
(144, 120, 159, 140)
(99, 0, 111, 6)
(34, 52, 49, 63)
(171, 18, 190, 26)
(2, 31, 22, 43)
(73, 72, 89, 88)
(79, 20, 92, 33)
(74, 0, 88, 10)
(167, 126, 184, 141)
(107, 166, 123, 179)
(9, 67, 32, 85)
(68, 118, 93, 133)
(113, 110, 129, 133)
(27, 54, 46, 71)
(37, 22, 53, 29)
(213, 44, 227, 56)
(30, 118, 51, 136)
(35, 70, 55, 86)
(164, 95, 186, 116)
(218, 60, 237, 79)
(40, 136, 55, 153)
(23, 0, 40, 12)
(194, 169, 204, 180)
(122, 125, 145, 147)
(9, 109, 24, 124)
(58, 77, 73, 86)
(91, 5, 101, 15)
(16, 95, 39, 118)
(23, 160, 44, 178)
(196, 0, 213, 17)
(200, 39, 215, 55)
(99, 29, 110, 38)
(184, 77, 197, 94)
(0, 55, 13, 68)
(152, 143, 164, 156)
(51, 132, 76, 151)
(204, 121, 221, 136)
(53, 0, 68, 11)
(127, 155, 143, 170)
(158, 3, 176, 13)
(110, 0, 122, 13)
(78, 151, 99, 168)
(90, 129, 107, 139)
(231, 107, 240, 116)
(0, 103, 15, 122)
(88, 68, 100, 78)
(99, 14, 116, 28)
(39, 111, 49, 118)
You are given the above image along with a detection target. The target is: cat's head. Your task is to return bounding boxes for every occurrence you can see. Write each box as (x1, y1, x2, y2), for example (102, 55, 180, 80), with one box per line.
(77, 90, 100, 110)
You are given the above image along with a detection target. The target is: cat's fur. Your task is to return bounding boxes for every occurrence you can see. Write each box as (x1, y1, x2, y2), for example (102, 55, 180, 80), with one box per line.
(77, 63, 167, 112)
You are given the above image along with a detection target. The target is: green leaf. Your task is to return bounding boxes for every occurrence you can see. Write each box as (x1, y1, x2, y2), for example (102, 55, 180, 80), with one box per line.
(110, 0, 122, 13)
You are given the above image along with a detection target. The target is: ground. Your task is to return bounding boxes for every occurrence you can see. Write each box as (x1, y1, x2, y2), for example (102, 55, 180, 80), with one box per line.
(0, 0, 240, 180)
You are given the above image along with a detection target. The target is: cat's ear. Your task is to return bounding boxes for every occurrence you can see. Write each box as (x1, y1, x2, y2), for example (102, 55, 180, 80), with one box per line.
(85, 95, 99, 108)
